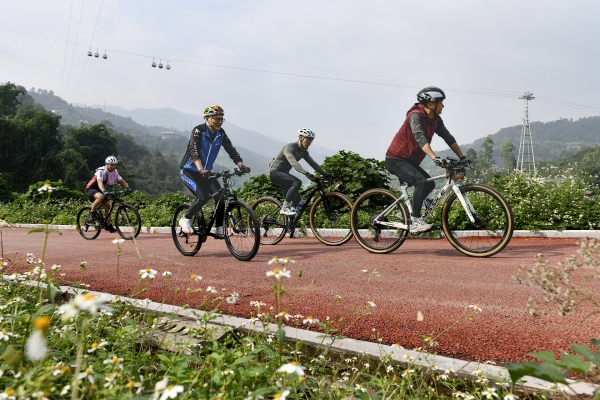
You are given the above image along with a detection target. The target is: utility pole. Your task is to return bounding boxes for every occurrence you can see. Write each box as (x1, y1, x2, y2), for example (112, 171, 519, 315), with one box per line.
(517, 92, 536, 173)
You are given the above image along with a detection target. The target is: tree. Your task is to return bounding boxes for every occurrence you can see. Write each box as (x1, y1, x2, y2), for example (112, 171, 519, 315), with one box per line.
(500, 141, 517, 173)
(0, 82, 24, 117)
(63, 123, 118, 170)
(0, 107, 63, 191)
(466, 148, 478, 166)
(476, 137, 495, 175)
(321, 150, 391, 201)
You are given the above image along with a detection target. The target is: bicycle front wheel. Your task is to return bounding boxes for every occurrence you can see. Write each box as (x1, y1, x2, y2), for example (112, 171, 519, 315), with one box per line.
(350, 189, 409, 254)
(171, 204, 202, 256)
(309, 192, 353, 246)
(115, 204, 142, 240)
(224, 201, 261, 261)
(441, 184, 514, 257)
(251, 197, 287, 245)
(76, 206, 101, 240)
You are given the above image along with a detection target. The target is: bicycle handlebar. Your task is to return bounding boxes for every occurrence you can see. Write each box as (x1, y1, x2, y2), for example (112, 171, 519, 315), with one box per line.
(103, 188, 133, 198)
(211, 168, 249, 179)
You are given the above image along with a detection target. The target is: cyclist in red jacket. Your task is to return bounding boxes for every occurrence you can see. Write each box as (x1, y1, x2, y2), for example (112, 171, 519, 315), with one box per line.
(386, 87, 471, 234)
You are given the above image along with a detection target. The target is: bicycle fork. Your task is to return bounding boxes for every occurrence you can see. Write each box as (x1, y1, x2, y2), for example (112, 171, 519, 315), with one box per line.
(450, 185, 477, 224)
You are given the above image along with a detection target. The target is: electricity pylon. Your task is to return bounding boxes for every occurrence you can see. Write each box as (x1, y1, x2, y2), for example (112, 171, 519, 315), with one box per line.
(517, 92, 536, 173)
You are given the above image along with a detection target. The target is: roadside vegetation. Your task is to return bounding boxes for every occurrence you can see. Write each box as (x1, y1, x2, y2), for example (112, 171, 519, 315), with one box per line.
(1, 161, 600, 232)
(0, 207, 571, 399)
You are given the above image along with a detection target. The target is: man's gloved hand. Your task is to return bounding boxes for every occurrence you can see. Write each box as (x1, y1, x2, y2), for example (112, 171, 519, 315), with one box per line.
(200, 169, 212, 178)
(433, 156, 447, 167)
(305, 173, 315, 181)
(103, 190, 111, 196)
(240, 165, 251, 173)
(460, 156, 473, 168)
(125, 187, 133, 193)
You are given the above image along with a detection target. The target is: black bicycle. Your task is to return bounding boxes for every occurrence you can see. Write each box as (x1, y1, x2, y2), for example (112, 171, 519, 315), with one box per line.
(251, 176, 353, 246)
(76, 189, 141, 240)
(171, 169, 260, 261)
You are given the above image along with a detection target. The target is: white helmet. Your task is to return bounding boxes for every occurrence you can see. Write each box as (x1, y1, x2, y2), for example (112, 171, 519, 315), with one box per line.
(298, 127, 315, 138)
(105, 156, 118, 165)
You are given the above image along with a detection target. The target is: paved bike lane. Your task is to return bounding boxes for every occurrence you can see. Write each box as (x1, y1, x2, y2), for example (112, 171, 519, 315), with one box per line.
(2, 225, 599, 390)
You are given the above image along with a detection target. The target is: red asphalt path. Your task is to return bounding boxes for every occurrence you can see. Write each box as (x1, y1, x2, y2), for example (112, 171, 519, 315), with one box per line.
(2, 226, 598, 365)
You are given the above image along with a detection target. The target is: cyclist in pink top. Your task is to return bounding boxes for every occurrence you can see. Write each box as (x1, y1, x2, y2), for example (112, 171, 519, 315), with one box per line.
(85, 156, 131, 232)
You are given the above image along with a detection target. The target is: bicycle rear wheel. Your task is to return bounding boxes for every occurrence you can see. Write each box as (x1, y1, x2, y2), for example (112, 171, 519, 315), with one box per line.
(171, 204, 202, 256)
(224, 200, 260, 261)
(350, 189, 409, 254)
(76, 206, 101, 240)
(441, 184, 514, 257)
(251, 197, 287, 245)
(115, 204, 142, 240)
(309, 192, 353, 246)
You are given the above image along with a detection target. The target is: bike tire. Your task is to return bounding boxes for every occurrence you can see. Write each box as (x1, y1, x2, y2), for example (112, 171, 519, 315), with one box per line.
(224, 200, 261, 261)
(441, 183, 514, 257)
(115, 204, 142, 240)
(76, 206, 101, 240)
(251, 197, 287, 245)
(350, 188, 409, 254)
(171, 204, 202, 256)
(309, 192, 353, 246)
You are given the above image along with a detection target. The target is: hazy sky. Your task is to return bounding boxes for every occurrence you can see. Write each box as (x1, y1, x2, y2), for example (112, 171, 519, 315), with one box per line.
(1, 0, 599, 158)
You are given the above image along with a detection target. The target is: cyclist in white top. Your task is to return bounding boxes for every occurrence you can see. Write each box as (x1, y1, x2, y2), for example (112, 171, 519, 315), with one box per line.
(85, 156, 132, 232)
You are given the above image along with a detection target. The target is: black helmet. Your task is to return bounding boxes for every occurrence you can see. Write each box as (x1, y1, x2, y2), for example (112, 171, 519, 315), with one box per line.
(417, 86, 446, 105)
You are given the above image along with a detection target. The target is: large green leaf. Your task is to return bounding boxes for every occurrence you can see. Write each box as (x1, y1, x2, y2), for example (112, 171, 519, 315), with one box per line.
(530, 350, 592, 375)
(571, 343, 600, 367)
(505, 361, 568, 385)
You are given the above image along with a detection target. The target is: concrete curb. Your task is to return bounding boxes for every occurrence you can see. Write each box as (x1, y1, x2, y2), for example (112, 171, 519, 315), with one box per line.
(68, 285, 600, 397)
(11, 224, 600, 239)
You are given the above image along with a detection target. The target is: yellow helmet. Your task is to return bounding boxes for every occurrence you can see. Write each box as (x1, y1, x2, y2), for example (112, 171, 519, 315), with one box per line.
(203, 105, 224, 118)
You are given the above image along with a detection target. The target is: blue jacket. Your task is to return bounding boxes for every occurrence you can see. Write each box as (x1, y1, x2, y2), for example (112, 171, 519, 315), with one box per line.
(179, 123, 242, 171)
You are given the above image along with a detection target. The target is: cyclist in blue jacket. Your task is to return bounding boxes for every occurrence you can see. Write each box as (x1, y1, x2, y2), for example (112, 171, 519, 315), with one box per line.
(178, 105, 251, 235)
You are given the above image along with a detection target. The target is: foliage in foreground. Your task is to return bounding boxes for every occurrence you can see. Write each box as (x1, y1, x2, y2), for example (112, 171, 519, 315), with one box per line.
(508, 238, 600, 397)
(0, 251, 553, 399)
(0, 211, 553, 399)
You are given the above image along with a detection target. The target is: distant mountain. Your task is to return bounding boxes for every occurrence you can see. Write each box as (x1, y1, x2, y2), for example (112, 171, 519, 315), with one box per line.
(27, 89, 334, 176)
(96, 104, 334, 165)
(440, 116, 600, 162)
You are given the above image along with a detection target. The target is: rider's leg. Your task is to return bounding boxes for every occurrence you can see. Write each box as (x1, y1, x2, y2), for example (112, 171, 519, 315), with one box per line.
(179, 169, 206, 233)
(86, 189, 104, 213)
(270, 171, 302, 208)
(182, 170, 218, 217)
(212, 188, 226, 235)
(385, 157, 434, 218)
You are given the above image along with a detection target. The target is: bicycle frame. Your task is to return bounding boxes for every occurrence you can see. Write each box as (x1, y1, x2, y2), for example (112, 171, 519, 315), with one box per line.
(373, 163, 475, 231)
(285, 178, 331, 237)
(192, 170, 240, 239)
(98, 193, 124, 226)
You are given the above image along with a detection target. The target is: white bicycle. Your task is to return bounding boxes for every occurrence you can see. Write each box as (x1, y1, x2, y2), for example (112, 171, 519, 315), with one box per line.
(350, 157, 514, 257)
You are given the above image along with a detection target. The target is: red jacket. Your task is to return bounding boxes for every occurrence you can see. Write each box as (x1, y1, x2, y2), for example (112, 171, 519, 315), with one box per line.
(386, 104, 440, 165)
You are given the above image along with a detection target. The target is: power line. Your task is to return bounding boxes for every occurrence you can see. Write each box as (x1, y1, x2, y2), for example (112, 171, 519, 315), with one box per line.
(59, 0, 74, 98)
(72, 0, 104, 104)
(2, 18, 600, 114)
(64, 0, 86, 98)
